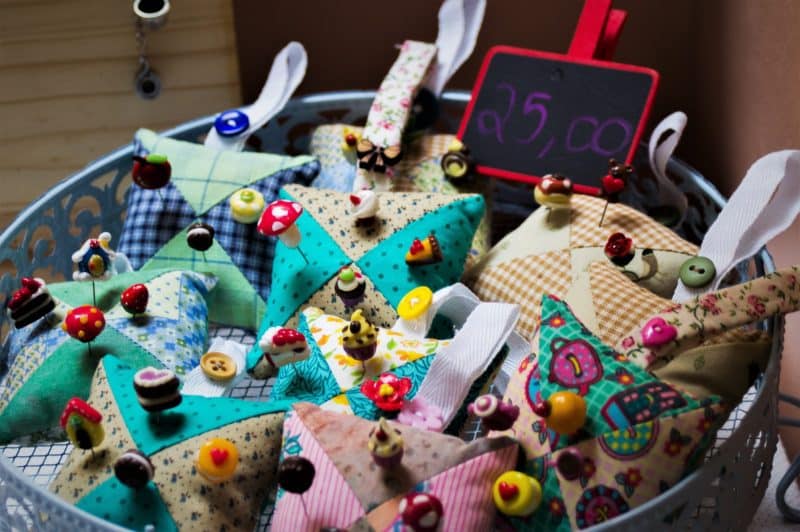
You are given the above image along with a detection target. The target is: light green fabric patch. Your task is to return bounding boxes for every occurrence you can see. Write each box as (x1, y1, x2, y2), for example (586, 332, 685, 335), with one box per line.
(140, 129, 312, 216)
(142, 227, 266, 328)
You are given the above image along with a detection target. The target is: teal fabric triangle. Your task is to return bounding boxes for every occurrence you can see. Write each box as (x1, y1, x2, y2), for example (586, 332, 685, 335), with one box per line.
(356, 195, 484, 308)
(262, 187, 351, 328)
(76, 477, 178, 532)
(537, 296, 712, 449)
(262, 311, 342, 403)
(102, 356, 293, 456)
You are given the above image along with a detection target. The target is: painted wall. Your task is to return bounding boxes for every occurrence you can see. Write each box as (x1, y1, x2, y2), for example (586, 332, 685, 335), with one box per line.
(0, 0, 241, 229)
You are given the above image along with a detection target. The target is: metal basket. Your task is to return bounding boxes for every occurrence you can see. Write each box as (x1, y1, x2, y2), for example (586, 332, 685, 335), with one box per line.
(0, 91, 781, 531)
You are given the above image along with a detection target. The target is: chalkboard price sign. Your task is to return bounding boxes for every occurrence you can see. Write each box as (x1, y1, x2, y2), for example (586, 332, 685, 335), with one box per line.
(457, 46, 659, 193)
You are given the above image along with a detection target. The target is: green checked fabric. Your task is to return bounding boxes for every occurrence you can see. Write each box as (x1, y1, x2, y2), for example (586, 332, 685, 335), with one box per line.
(50, 356, 293, 531)
(247, 184, 485, 373)
(118, 129, 320, 330)
(0, 269, 215, 443)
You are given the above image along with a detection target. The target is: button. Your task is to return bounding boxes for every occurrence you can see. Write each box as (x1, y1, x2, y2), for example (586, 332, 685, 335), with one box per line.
(555, 449, 583, 480)
(679, 256, 716, 288)
(492, 471, 542, 516)
(214, 110, 250, 137)
(201, 352, 237, 381)
(397, 286, 433, 320)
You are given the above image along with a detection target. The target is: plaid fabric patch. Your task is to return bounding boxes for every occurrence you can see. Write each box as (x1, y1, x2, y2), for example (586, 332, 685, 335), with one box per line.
(587, 262, 666, 345)
(570, 194, 698, 254)
(470, 250, 571, 339)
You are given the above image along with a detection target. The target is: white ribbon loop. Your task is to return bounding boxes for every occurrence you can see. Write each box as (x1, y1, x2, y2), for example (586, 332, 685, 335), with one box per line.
(414, 296, 520, 429)
(673, 150, 800, 302)
(426, 0, 486, 95)
(204, 42, 308, 152)
(647, 111, 689, 224)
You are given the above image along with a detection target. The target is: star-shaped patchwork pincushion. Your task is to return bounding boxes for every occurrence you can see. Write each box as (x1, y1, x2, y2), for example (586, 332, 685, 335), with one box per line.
(0, 269, 215, 443)
(492, 295, 725, 531)
(117, 128, 320, 329)
(50, 356, 293, 531)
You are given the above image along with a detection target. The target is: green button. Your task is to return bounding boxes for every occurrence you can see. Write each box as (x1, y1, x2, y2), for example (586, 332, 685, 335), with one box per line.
(679, 256, 716, 288)
(145, 153, 168, 164)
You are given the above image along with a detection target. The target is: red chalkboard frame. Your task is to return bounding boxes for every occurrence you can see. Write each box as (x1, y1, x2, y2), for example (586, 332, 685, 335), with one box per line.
(456, 45, 660, 195)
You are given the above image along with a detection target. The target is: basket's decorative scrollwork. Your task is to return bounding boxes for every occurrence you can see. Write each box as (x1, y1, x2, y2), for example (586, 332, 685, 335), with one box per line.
(0, 91, 782, 531)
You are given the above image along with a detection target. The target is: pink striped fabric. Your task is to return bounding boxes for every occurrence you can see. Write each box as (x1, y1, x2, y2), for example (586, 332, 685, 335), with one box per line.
(271, 414, 364, 531)
(390, 442, 518, 531)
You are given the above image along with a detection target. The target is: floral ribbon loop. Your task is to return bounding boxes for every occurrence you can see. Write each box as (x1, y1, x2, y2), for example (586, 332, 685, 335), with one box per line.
(618, 265, 800, 369)
(355, 139, 403, 173)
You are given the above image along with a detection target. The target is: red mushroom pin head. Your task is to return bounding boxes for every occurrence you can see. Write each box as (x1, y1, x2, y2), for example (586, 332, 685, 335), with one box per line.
(398, 492, 443, 532)
(257, 200, 304, 248)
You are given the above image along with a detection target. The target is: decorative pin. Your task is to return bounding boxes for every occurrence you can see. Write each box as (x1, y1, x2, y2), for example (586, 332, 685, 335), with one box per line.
(342, 309, 379, 373)
(60, 397, 104, 458)
(350, 189, 379, 227)
(361, 372, 412, 413)
(341, 127, 361, 152)
(121, 284, 149, 319)
(492, 471, 542, 517)
(71, 232, 118, 305)
(334, 266, 366, 308)
(214, 109, 250, 137)
(7, 277, 56, 329)
(604, 232, 635, 267)
(534, 173, 573, 222)
(62, 305, 105, 358)
(368, 417, 404, 468)
(257, 327, 311, 381)
(640, 317, 678, 348)
(114, 449, 155, 488)
(467, 394, 520, 431)
(532, 391, 587, 435)
(405, 233, 443, 266)
(186, 222, 214, 262)
(229, 188, 265, 224)
(278, 456, 316, 519)
(395, 286, 434, 337)
(133, 367, 182, 420)
(132, 154, 171, 196)
(258, 200, 308, 264)
(598, 158, 632, 227)
(398, 492, 443, 532)
(440, 139, 472, 180)
(196, 437, 239, 483)
(356, 139, 402, 173)
(555, 448, 584, 480)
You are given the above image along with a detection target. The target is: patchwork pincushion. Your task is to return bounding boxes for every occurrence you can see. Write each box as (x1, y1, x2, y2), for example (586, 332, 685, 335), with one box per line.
(49, 356, 292, 531)
(492, 295, 725, 530)
(270, 402, 518, 531)
(117, 128, 320, 329)
(564, 261, 771, 403)
(465, 194, 698, 338)
(248, 184, 485, 369)
(0, 269, 215, 443)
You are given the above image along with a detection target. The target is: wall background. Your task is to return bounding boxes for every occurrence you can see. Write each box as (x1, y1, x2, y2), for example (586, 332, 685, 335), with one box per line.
(0, 0, 241, 229)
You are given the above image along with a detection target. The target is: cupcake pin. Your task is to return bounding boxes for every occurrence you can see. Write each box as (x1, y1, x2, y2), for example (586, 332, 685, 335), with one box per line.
(342, 309, 379, 372)
(334, 266, 366, 308)
(368, 417, 404, 468)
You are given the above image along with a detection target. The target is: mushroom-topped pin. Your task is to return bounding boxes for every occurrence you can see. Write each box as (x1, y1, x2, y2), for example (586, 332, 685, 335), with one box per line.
(258, 199, 308, 264)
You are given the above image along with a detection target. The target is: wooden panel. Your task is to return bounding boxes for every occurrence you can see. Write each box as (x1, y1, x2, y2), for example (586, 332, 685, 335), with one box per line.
(0, 0, 241, 227)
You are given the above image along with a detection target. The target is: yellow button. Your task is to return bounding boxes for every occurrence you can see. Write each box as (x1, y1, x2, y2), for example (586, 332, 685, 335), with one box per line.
(201, 352, 237, 381)
(397, 286, 433, 320)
